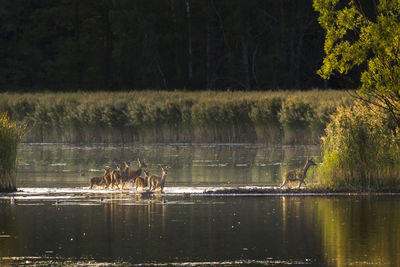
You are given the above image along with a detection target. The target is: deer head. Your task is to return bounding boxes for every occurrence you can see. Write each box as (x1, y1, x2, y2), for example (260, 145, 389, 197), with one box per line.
(138, 158, 147, 169)
(306, 158, 316, 167)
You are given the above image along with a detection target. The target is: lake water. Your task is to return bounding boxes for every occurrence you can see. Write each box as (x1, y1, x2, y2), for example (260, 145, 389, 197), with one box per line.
(0, 143, 399, 266)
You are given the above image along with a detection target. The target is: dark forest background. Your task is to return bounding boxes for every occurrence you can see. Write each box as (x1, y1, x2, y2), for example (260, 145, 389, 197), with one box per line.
(0, 0, 359, 91)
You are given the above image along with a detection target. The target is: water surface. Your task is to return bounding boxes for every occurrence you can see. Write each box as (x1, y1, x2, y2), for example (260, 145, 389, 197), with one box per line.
(1, 143, 399, 266)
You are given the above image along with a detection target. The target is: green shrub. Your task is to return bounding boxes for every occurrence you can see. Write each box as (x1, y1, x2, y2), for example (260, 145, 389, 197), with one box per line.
(318, 101, 400, 189)
(0, 113, 25, 192)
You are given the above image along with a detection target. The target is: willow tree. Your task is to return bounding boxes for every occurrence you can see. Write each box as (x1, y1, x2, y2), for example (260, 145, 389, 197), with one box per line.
(0, 113, 24, 192)
(314, 0, 400, 126)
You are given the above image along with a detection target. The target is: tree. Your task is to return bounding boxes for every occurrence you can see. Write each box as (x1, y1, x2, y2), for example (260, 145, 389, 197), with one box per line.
(0, 0, 329, 91)
(314, 0, 400, 126)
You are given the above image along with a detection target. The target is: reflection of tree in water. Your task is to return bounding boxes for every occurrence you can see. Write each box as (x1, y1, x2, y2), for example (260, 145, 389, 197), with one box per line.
(308, 197, 400, 266)
(280, 196, 323, 260)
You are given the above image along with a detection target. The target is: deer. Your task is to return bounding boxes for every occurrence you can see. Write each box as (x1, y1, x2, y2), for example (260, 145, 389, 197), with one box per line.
(280, 158, 316, 189)
(109, 164, 122, 189)
(89, 167, 111, 189)
(134, 172, 149, 191)
(127, 159, 147, 182)
(118, 161, 131, 189)
(147, 166, 169, 192)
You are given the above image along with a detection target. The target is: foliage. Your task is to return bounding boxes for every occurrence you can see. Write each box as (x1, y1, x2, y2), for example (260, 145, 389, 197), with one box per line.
(318, 101, 400, 189)
(314, 0, 400, 126)
(0, 90, 351, 143)
(0, 0, 343, 91)
(0, 113, 25, 192)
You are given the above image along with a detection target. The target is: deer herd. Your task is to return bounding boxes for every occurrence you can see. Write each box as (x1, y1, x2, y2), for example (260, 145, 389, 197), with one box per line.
(89, 157, 317, 192)
(89, 159, 169, 193)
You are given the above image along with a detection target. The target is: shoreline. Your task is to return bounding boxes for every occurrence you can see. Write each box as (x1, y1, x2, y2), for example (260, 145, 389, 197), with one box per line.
(202, 187, 400, 195)
(2, 186, 400, 197)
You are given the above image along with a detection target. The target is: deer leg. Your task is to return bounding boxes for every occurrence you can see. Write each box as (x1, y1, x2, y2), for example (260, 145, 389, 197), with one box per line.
(298, 180, 303, 189)
(115, 179, 120, 189)
(280, 180, 287, 188)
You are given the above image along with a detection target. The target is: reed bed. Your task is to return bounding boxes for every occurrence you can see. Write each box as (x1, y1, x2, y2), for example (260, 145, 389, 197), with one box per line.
(0, 113, 25, 192)
(318, 101, 400, 189)
(0, 90, 352, 144)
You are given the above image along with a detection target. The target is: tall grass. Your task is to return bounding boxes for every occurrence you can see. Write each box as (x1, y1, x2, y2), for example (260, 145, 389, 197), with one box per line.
(0, 113, 25, 192)
(0, 90, 352, 144)
(318, 101, 400, 189)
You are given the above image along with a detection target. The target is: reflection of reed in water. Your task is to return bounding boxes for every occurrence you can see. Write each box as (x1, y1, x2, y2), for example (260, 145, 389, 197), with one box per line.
(101, 193, 168, 257)
(279, 196, 324, 261)
(16, 143, 322, 190)
(314, 197, 400, 266)
(281, 196, 287, 248)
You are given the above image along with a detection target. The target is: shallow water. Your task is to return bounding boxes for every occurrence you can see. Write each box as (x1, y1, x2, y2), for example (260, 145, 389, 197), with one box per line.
(1, 144, 399, 266)
(15, 143, 320, 188)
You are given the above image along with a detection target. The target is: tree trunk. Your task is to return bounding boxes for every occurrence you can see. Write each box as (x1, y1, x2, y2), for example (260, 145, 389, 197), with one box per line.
(251, 43, 259, 89)
(157, 61, 169, 90)
(294, 32, 304, 89)
(279, 0, 288, 89)
(206, 0, 216, 89)
(185, 0, 193, 86)
(74, 0, 82, 88)
(170, 0, 182, 85)
(103, 0, 112, 90)
(241, 36, 251, 90)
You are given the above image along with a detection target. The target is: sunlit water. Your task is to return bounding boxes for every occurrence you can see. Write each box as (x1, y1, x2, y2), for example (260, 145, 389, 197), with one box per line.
(1, 143, 399, 266)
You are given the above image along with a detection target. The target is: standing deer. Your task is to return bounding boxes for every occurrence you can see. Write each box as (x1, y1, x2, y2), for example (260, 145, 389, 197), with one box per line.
(134, 172, 149, 191)
(147, 166, 169, 192)
(127, 159, 147, 182)
(119, 161, 131, 189)
(280, 158, 316, 189)
(89, 168, 111, 189)
(110, 164, 122, 189)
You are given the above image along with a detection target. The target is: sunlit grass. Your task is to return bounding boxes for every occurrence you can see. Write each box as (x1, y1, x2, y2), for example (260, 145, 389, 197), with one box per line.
(0, 113, 25, 192)
(0, 90, 352, 143)
(317, 101, 400, 189)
